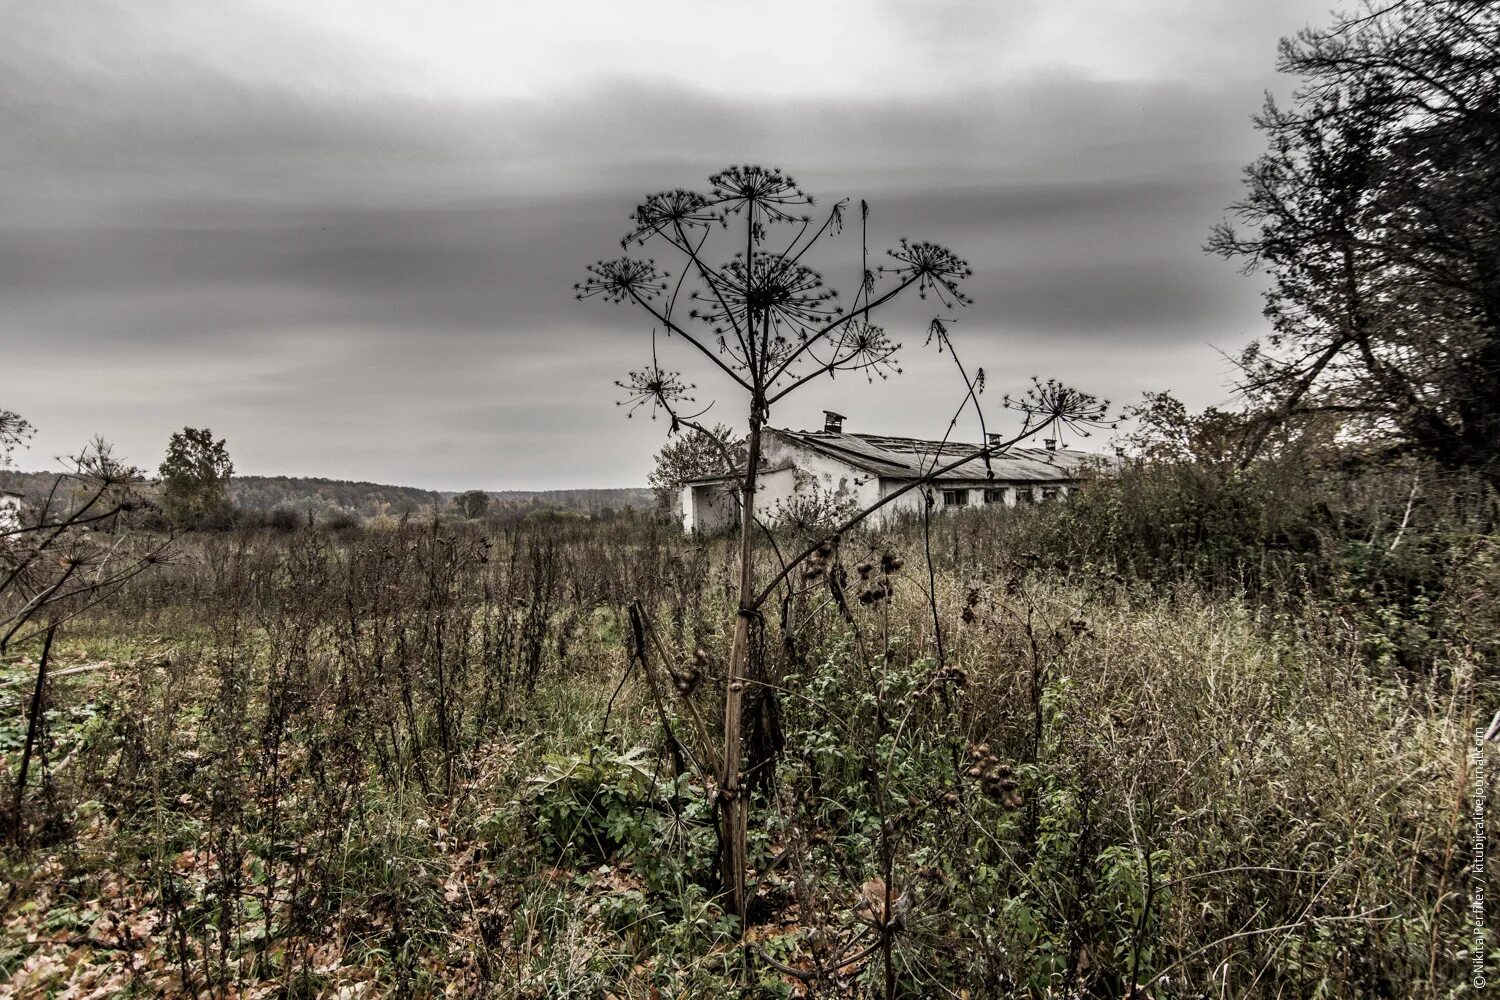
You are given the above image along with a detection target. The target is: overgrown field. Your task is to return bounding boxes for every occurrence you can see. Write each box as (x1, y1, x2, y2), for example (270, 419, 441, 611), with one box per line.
(2, 460, 1495, 998)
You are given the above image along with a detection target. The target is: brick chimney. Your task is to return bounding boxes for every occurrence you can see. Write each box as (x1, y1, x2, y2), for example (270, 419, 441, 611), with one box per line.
(823, 410, 846, 433)
(1043, 438, 1057, 451)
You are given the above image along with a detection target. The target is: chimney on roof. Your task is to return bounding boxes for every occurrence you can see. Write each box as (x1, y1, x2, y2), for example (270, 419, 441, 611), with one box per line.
(986, 432, 1004, 451)
(1043, 438, 1057, 451)
(823, 410, 846, 434)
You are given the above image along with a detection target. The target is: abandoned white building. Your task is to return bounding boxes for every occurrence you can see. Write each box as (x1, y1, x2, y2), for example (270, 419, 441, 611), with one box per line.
(0, 490, 22, 533)
(680, 412, 1107, 533)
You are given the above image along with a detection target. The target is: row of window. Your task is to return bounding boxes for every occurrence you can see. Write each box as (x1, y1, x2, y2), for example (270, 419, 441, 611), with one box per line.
(940, 486, 1062, 507)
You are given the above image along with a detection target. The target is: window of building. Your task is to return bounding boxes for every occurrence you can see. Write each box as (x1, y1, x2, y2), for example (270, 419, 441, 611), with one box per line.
(1042, 488, 1060, 502)
(983, 488, 1006, 504)
(1014, 488, 1034, 505)
(941, 489, 969, 507)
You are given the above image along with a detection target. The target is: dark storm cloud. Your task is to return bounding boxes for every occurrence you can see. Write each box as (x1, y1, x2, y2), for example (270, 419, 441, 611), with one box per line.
(0, 2, 1290, 488)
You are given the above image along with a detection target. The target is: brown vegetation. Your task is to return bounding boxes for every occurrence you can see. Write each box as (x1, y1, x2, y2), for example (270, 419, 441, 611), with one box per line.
(1, 446, 1492, 997)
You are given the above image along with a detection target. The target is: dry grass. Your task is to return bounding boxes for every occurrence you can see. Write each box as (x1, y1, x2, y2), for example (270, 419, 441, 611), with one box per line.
(0, 491, 1490, 997)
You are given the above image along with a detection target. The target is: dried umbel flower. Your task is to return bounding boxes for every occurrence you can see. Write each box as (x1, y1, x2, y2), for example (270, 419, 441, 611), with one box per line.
(697, 251, 840, 341)
(708, 164, 813, 223)
(882, 239, 974, 306)
(857, 583, 888, 606)
(1002, 376, 1114, 438)
(614, 364, 696, 420)
(880, 551, 904, 574)
(624, 189, 718, 246)
(855, 561, 874, 580)
(833, 320, 902, 383)
(575, 257, 669, 303)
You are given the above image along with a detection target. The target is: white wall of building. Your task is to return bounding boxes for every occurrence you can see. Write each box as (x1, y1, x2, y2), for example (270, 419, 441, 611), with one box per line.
(761, 430, 881, 508)
(0, 494, 21, 533)
(681, 481, 735, 533)
(878, 479, 1071, 519)
(681, 467, 806, 533)
(680, 430, 1077, 533)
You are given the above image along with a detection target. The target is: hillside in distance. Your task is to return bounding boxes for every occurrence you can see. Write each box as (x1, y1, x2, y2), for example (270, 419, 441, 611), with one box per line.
(234, 477, 653, 517)
(0, 470, 652, 518)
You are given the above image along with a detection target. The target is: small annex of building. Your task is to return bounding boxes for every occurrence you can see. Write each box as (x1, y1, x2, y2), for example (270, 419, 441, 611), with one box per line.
(681, 411, 1107, 533)
(0, 490, 23, 533)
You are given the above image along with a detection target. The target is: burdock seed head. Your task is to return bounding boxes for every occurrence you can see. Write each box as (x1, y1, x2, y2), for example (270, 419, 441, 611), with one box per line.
(964, 746, 1023, 808)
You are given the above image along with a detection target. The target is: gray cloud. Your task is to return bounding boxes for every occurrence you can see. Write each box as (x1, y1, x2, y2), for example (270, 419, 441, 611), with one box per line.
(0, 1, 1301, 489)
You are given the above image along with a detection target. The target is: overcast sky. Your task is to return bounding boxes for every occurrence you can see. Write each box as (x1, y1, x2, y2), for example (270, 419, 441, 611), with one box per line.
(1, 0, 1328, 490)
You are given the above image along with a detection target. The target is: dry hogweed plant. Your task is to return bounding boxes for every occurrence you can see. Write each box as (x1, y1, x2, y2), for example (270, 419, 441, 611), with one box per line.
(578, 165, 1108, 932)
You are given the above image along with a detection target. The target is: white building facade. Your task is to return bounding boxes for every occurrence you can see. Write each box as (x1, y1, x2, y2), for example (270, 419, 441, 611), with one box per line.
(680, 415, 1105, 534)
(0, 490, 22, 533)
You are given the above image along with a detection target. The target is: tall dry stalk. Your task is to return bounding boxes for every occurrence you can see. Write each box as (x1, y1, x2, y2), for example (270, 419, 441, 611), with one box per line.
(579, 165, 1105, 920)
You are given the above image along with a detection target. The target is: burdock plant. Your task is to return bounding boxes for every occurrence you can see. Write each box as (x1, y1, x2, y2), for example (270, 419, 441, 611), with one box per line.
(579, 165, 1105, 920)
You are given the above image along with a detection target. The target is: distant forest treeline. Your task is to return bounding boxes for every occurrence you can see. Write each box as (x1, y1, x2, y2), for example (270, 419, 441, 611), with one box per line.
(0, 470, 652, 518)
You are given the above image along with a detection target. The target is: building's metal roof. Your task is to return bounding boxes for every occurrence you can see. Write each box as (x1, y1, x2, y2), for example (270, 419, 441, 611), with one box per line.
(679, 463, 795, 487)
(774, 429, 1108, 483)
